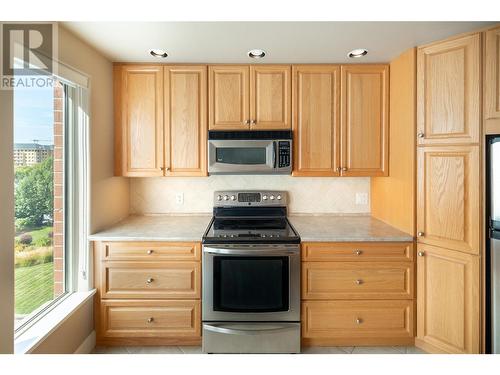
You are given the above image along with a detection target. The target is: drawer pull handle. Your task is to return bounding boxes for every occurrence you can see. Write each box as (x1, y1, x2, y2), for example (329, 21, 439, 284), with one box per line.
(147, 317, 154, 323)
(417, 231, 424, 237)
(355, 279, 363, 285)
(356, 318, 363, 324)
(147, 249, 154, 255)
(418, 251, 425, 257)
(146, 277, 154, 284)
(355, 250, 363, 256)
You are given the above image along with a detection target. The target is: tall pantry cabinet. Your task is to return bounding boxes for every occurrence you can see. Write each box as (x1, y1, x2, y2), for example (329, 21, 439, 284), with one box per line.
(415, 33, 482, 354)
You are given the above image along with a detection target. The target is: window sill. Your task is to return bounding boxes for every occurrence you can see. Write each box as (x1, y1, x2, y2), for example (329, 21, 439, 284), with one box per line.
(14, 289, 96, 354)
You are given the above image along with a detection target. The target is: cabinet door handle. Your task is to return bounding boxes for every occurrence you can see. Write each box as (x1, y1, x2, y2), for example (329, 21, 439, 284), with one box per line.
(147, 249, 154, 255)
(244, 120, 250, 125)
(147, 317, 154, 323)
(355, 279, 363, 285)
(417, 231, 424, 237)
(341, 167, 347, 172)
(336, 167, 342, 172)
(146, 277, 154, 284)
(251, 119, 256, 125)
(355, 250, 363, 256)
(418, 251, 425, 257)
(417, 132, 425, 138)
(356, 318, 363, 324)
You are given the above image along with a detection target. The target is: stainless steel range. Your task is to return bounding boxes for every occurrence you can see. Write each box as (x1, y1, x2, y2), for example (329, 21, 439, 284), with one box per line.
(202, 190, 301, 354)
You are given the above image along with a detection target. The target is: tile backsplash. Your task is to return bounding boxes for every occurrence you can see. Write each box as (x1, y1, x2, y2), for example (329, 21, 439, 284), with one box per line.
(130, 176, 370, 214)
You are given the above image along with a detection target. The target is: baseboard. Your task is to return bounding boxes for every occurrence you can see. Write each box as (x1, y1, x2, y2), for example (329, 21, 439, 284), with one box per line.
(96, 337, 201, 346)
(302, 337, 415, 347)
(74, 330, 96, 354)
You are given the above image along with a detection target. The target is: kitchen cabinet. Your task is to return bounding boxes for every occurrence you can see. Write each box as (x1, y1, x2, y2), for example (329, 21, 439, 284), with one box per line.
(114, 65, 207, 177)
(417, 33, 481, 145)
(416, 244, 480, 354)
(416, 145, 480, 255)
(114, 65, 164, 177)
(340, 65, 389, 177)
(301, 241, 414, 346)
(209, 65, 291, 130)
(94, 241, 202, 346)
(292, 65, 341, 176)
(484, 26, 500, 134)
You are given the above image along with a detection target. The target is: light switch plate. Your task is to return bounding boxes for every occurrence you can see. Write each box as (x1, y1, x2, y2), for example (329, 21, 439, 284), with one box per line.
(355, 193, 368, 205)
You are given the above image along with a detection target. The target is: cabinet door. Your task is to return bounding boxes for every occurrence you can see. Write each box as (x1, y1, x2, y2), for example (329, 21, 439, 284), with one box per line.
(164, 66, 207, 176)
(340, 65, 389, 177)
(292, 65, 340, 176)
(115, 65, 163, 176)
(417, 145, 479, 254)
(485, 26, 500, 121)
(416, 244, 480, 353)
(417, 33, 480, 145)
(208, 65, 249, 130)
(250, 65, 291, 130)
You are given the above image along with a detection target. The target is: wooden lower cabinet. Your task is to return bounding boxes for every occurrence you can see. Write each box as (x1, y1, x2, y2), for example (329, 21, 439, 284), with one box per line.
(94, 241, 202, 346)
(415, 244, 480, 353)
(301, 241, 415, 347)
(302, 300, 414, 346)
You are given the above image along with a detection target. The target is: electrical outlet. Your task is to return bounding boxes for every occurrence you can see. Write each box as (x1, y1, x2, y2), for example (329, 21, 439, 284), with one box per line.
(175, 193, 184, 205)
(355, 193, 368, 205)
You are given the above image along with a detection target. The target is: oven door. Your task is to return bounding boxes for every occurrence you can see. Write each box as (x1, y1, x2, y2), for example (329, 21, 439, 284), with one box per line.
(208, 140, 275, 174)
(202, 245, 300, 322)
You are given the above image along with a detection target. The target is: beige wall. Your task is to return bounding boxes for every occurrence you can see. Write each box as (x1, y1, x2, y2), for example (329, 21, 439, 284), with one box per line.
(131, 176, 371, 214)
(0, 89, 15, 353)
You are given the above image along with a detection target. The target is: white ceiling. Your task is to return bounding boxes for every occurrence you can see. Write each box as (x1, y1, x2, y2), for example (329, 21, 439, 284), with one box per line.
(63, 22, 495, 63)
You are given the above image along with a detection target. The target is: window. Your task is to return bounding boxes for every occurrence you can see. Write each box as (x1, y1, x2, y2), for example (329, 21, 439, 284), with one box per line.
(13, 72, 89, 332)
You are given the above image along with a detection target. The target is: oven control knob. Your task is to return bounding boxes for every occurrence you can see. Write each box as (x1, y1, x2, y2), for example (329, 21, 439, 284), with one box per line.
(262, 195, 268, 200)
(277, 195, 282, 200)
(270, 195, 275, 200)
(223, 195, 229, 201)
(230, 195, 236, 201)
(217, 195, 222, 201)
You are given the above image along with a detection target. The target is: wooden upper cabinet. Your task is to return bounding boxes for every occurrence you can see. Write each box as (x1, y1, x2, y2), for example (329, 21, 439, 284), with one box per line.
(417, 33, 480, 145)
(250, 65, 291, 130)
(292, 65, 340, 176)
(417, 145, 479, 254)
(115, 65, 164, 177)
(485, 26, 500, 122)
(340, 65, 389, 177)
(416, 244, 480, 353)
(164, 66, 207, 176)
(208, 65, 249, 130)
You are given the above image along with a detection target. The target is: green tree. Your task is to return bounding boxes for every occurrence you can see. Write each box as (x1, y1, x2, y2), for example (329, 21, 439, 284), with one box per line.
(15, 157, 54, 230)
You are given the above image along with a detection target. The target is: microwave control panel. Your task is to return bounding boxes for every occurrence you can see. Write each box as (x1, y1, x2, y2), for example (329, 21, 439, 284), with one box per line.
(278, 141, 291, 168)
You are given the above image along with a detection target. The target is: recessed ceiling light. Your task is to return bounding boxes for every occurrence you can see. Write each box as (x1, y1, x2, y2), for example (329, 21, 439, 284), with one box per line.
(348, 48, 368, 58)
(248, 49, 266, 59)
(149, 49, 168, 58)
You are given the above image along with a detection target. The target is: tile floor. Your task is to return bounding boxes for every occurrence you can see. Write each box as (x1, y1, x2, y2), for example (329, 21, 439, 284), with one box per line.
(92, 346, 427, 354)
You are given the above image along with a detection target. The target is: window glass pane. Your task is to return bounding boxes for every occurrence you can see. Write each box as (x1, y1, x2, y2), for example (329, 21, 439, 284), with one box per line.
(14, 78, 65, 330)
(216, 147, 266, 165)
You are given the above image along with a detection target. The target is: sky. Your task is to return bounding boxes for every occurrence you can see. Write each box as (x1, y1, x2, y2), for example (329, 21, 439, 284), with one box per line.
(14, 84, 54, 145)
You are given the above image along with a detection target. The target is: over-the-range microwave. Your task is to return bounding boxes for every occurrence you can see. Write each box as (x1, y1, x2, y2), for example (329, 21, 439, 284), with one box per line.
(208, 130, 292, 175)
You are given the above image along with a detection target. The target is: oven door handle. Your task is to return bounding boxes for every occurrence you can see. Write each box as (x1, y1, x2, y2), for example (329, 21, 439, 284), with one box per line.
(204, 324, 297, 336)
(272, 141, 277, 169)
(203, 247, 298, 256)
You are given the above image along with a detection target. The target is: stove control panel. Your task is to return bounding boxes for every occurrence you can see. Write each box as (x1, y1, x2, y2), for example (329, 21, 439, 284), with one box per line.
(214, 190, 287, 207)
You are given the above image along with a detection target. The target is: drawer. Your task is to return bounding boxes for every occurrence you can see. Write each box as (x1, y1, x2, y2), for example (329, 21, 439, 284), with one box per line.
(301, 242, 414, 262)
(100, 261, 201, 299)
(99, 299, 201, 338)
(302, 262, 413, 299)
(302, 300, 414, 339)
(98, 241, 201, 261)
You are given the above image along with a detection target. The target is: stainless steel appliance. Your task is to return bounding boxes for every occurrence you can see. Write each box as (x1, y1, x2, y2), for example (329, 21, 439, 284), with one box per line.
(202, 190, 301, 353)
(208, 130, 292, 175)
(488, 136, 500, 353)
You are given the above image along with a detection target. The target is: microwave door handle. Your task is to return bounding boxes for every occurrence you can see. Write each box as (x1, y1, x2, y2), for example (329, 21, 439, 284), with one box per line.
(273, 141, 277, 168)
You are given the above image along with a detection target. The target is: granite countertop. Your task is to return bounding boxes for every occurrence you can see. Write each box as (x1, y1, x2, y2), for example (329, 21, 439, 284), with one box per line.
(88, 215, 212, 242)
(88, 214, 413, 243)
(289, 215, 414, 242)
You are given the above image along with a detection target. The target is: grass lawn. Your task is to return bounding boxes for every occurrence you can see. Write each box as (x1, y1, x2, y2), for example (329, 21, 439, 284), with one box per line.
(16, 226, 53, 243)
(15, 262, 54, 315)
